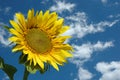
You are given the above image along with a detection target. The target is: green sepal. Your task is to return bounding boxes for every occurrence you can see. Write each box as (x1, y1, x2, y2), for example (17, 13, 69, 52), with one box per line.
(19, 53, 28, 64)
(26, 66, 37, 74)
(39, 63, 50, 74)
(3, 25, 10, 31)
(19, 54, 50, 74)
(0, 57, 17, 80)
(26, 63, 50, 74)
(19, 54, 37, 74)
(0, 24, 10, 30)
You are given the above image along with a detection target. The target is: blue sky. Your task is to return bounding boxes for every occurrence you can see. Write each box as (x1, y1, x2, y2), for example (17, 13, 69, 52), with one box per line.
(0, 0, 120, 80)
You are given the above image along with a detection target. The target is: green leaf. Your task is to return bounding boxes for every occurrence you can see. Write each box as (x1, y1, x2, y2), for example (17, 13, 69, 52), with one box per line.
(0, 57, 17, 80)
(3, 64, 17, 80)
(0, 57, 4, 69)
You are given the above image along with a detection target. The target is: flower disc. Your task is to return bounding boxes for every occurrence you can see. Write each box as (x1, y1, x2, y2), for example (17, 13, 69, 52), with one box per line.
(25, 28, 52, 54)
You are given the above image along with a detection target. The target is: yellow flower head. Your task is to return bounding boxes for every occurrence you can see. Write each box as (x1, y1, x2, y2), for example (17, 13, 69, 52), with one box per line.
(9, 9, 73, 71)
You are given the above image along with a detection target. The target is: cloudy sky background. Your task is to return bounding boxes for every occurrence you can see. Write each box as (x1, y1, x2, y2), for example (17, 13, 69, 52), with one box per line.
(0, 0, 120, 80)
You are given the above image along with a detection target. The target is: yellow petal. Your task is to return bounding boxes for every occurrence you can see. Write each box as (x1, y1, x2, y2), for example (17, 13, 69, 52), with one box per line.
(9, 36, 20, 42)
(50, 52, 66, 63)
(43, 10, 50, 21)
(44, 13, 57, 30)
(37, 11, 43, 25)
(12, 45, 24, 52)
(41, 10, 50, 28)
(39, 54, 47, 62)
(47, 18, 64, 35)
(35, 55, 44, 69)
(59, 26, 70, 34)
(57, 18, 64, 26)
(47, 55, 59, 71)
(52, 18, 64, 30)
(50, 60, 59, 71)
(33, 55, 37, 66)
(9, 28, 23, 38)
(10, 20, 23, 33)
(52, 36, 71, 44)
(23, 49, 29, 54)
(27, 52, 33, 60)
(35, 11, 39, 17)
(54, 44, 73, 50)
(27, 9, 34, 20)
(61, 50, 73, 58)
(16, 13, 26, 30)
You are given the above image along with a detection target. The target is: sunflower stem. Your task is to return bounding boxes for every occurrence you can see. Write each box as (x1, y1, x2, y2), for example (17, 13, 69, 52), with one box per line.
(23, 67, 29, 80)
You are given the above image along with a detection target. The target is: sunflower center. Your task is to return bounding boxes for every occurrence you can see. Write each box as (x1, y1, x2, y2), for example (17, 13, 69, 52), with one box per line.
(25, 28, 52, 53)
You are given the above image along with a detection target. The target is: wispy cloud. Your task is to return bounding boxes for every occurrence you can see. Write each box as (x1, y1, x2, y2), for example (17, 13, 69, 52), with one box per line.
(64, 12, 119, 38)
(96, 61, 120, 80)
(49, 1, 75, 14)
(70, 41, 114, 65)
(59, 6, 117, 80)
(40, 0, 49, 4)
(108, 14, 120, 19)
(2, 74, 9, 80)
(0, 22, 11, 47)
(101, 0, 108, 4)
(0, 7, 11, 15)
(77, 67, 93, 80)
(4, 7, 11, 14)
(70, 41, 113, 80)
(114, 2, 120, 6)
(101, 0, 120, 6)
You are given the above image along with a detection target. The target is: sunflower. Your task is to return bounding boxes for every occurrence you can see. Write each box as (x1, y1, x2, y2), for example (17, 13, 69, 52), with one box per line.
(9, 9, 73, 71)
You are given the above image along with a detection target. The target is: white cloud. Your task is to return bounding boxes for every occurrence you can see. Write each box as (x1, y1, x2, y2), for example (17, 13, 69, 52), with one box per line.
(1, 73, 9, 80)
(4, 7, 11, 14)
(49, 1, 75, 14)
(101, 0, 108, 4)
(66, 10, 118, 78)
(65, 12, 116, 77)
(40, 0, 49, 4)
(101, 0, 120, 6)
(0, 23, 11, 47)
(114, 2, 120, 5)
(70, 41, 113, 80)
(64, 12, 119, 38)
(49, 3, 118, 79)
(0, 7, 11, 15)
(108, 15, 114, 18)
(70, 41, 114, 65)
(108, 14, 120, 18)
(96, 61, 120, 80)
(78, 68, 93, 80)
